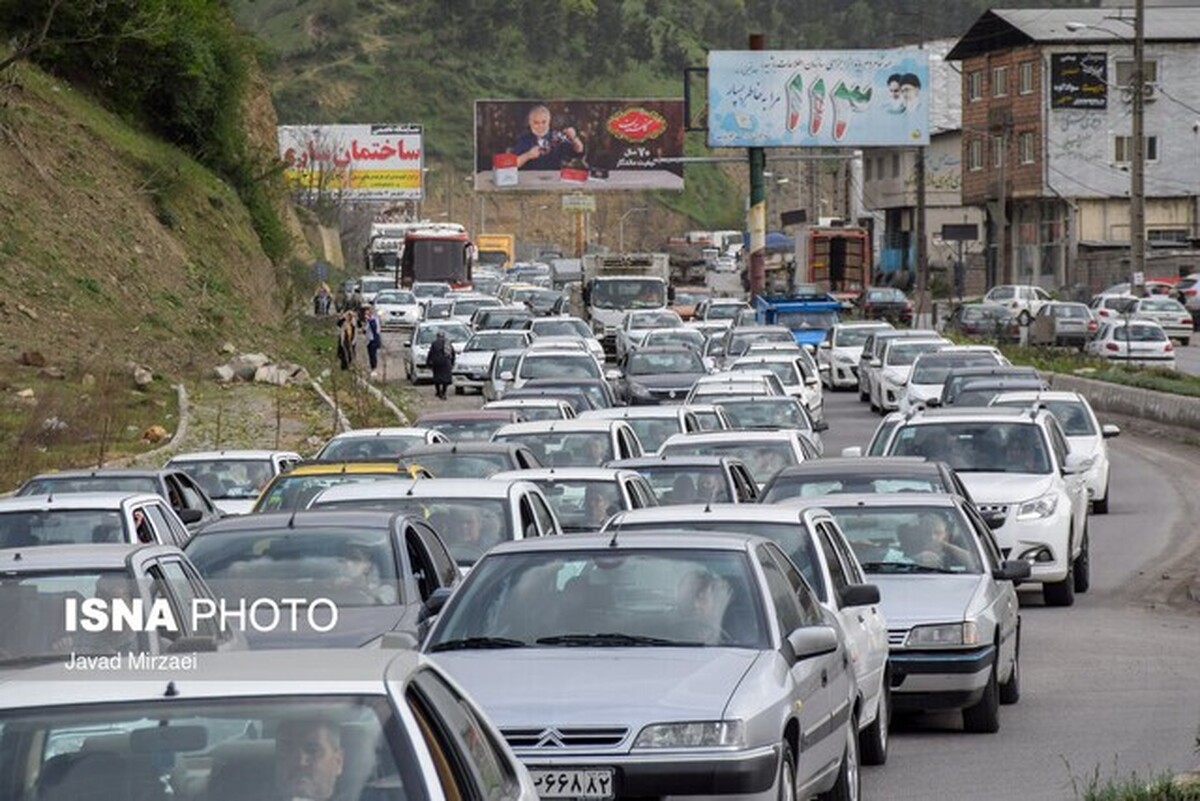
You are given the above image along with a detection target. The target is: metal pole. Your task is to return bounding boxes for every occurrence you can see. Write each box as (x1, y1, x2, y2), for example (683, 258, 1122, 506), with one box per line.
(748, 33, 767, 299)
(1131, 0, 1146, 283)
(916, 147, 928, 320)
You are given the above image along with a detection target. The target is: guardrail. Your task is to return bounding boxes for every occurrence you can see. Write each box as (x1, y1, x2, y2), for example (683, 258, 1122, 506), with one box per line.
(1047, 372, 1200, 433)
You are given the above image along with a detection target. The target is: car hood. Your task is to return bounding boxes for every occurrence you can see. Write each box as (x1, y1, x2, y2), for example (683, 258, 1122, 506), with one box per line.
(831, 345, 864, 362)
(628, 373, 703, 391)
(869, 574, 988, 628)
(210, 499, 254, 516)
(905, 383, 942, 402)
(377, 304, 420, 315)
(432, 648, 759, 725)
(456, 351, 495, 369)
(1065, 435, 1101, 460)
(881, 365, 913, 384)
(957, 472, 1056, 503)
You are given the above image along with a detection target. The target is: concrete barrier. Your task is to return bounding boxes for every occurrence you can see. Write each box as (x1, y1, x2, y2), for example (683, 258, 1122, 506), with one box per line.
(1046, 372, 1200, 432)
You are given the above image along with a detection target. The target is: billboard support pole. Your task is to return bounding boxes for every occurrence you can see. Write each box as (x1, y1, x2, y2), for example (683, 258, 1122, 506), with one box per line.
(748, 33, 767, 300)
(575, 209, 585, 258)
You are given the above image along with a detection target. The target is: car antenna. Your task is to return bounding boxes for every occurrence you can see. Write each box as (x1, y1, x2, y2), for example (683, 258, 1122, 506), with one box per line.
(286, 508, 298, 528)
(164, 681, 179, 698)
(608, 516, 623, 548)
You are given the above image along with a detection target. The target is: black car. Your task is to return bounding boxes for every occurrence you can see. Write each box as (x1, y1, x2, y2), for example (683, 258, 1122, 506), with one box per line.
(616, 345, 709, 405)
(858, 287, 913, 324)
(16, 468, 221, 532)
(940, 366, 1045, 406)
(500, 385, 597, 414)
(184, 510, 459, 649)
(760, 456, 972, 504)
(941, 303, 1021, 343)
(606, 455, 761, 504)
(522, 377, 616, 410)
(401, 443, 543, 478)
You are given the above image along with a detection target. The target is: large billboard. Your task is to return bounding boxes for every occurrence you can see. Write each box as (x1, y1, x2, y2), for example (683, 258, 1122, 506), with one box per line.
(474, 99, 685, 192)
(278, 124, 423, 201)
(707, 50, 930, 147)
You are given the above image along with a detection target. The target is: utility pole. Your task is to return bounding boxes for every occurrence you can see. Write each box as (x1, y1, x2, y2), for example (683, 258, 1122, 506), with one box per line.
(1131, 0, 1146, 284)
(916, 147, 928, 314)
(747, 33, 767, 298)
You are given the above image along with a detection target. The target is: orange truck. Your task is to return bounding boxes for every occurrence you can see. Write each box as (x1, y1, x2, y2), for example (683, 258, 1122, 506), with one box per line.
(476, 234, 515, 270)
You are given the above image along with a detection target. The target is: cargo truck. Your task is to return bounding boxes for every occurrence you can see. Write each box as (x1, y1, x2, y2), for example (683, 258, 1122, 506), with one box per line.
(581, 253, 672, 356)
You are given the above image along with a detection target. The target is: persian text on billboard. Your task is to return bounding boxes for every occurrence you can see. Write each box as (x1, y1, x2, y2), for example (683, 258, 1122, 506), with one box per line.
(707, 50, 930, 147)
(474, 99, 684, 192)
(278, 124, 423, 201)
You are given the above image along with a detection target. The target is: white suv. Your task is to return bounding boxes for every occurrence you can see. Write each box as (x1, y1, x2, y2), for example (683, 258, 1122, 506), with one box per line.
(881, 406, 1091, 606)
(983, 284, 1052, 325)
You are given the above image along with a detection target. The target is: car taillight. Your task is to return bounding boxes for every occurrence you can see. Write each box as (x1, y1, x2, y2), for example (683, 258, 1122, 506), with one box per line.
(1183, 318, 1193, 325)
(1105, 342, 1120, 352)
(1186, 288, 1198, 296)
(1165, 342, 1175, 352)
(1087, 320, 1098, 331)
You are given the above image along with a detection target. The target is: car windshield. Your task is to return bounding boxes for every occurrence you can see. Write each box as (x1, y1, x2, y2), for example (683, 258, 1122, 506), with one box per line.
(419, 419, 507, 442)
(415, 324, 471, 345)
(623, 418, 681, 452)
(360, 277, 393, 294)
(0, 571, 147, 661)
(467, 332, 526, 351)
(833, 327, 875, 347)
(636, 465, 733, 505)
(994, 399, 1096, 436)
(185, 528, 400, 607)
(731, 360, 797, 386)
(692, 410, 725, 431)
(492, 353, 521, 376)
(1140, 299, 1185, 313)
(827, 505, 984, 574)
(253, 472, 400, 513)
(452, 298, 500, 317)
(643, 330, 703, 348)
(910, 355, 999, 385)
(375, 290, 415, 305)
(775, 310, 837, 329)
(518, 355, 600, 381)
(728, 329, 793, 355)
(763, 473, 941, 503)
(532, 319, 590, 338)
(412, 282, 450, 297)
(661, 440, 795, 485)
(1115, 324, 1167, 342)
(1052, 305, 1090, 318)
(865, 289, 904, 302)
(171, 460, 274, 501)
(0, 510, 126, 548)
(626, 350, 704, 375)
(674, 291, 708, 305)
(592, 279, 666, 310)
(889, 422, 1051, 474)
(493, 431, 613, 467)
(866, 418, 902, 456)
(429, 548, 768, 649)
(962, 306, 1008, 322)
(19, 476, 158, 497)
(706, 303, 745, 320)
(718, 400, 811, 431)
(317, 435, 425, 461)
(403, 452, 515, 478)
(0, 698, 409, 801)
(491, 403, 561, 422)
(988, 287, 1015, 300)
(536, 480, 624, 532)
(886, 341, 944, 366)
(629, 311, 681, 330)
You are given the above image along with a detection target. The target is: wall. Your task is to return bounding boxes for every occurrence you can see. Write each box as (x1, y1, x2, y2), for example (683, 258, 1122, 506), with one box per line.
(1076, 197, 1196, 242)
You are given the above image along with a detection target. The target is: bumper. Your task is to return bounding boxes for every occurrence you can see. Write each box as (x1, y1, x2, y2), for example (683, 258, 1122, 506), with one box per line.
(879, 382, 904, 411)
(990, 510, 1072, 584)
(520, 744, 780, 798)
(830, 363, 858, 387)
(889, 645, 996, 710)
(453, 373, 488, 390)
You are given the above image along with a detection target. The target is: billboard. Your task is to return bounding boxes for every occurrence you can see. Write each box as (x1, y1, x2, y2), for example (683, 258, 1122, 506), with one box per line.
(707, 50, 930, 147)
(278, 124, 423, 201)
(474, 99, 685, 192)
(1050, 53, 1107, 109)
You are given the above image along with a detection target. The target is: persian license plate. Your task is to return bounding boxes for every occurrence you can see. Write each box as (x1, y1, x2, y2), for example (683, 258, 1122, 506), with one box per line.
(530, 768, 615, 799)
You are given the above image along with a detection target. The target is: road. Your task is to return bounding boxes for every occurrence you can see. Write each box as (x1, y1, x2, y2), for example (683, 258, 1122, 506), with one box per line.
(382, 335, 1200, 798)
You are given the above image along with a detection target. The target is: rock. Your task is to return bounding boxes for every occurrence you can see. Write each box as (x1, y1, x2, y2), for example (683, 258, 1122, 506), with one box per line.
(212, 364, 236, 383)
(41, 416, 68, 432)
(132, 366, 154, 388)
(40, 367, 65, 380)
(220, 342, 237, 355)
(81, 373, 95, 388)
(16, 388, 35, 400)
(18, 351, 46, 367)
(16, 303, 37, 321)
(254, 364, 307, 387)
(141, 425, 170, 444)
(230, 353, 271, 381)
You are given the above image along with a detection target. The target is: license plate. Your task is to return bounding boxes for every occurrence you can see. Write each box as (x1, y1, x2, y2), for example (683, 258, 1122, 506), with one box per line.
(530, 768, 615, 799)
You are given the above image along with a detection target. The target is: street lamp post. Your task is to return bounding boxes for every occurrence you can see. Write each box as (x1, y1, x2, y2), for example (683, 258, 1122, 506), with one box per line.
(618, 207, 648, 252)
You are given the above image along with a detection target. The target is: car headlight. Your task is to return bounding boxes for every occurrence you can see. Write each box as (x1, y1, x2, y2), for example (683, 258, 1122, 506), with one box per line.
(629, 382, 653, 397)
(1016, 492, 1058, 520)
(834, 353, 855, 365)
(633, 721, 745, 749)
(905, 622, 978, 648)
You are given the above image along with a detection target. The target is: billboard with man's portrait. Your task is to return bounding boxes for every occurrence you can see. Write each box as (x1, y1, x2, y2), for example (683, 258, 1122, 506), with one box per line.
(474, 99, 685, 192)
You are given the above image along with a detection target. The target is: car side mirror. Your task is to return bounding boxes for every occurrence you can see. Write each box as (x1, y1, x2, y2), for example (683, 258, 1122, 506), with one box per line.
(818, 341, 831, 350)
(993, 560, 1031, 582)
(785, 626, 839, 663)
(500, 370, 514, 381)
(813, 420, 829, 433)
(805, 376, 820, 387)
(667, 286, 676, 302)
(841, 446, 863, 458)
(869, 358, 882, 368)
(605, 369, 622, 382)
(1062, 453, 1093, 475)
(837, 583, 880, 608)
(177, 509, 203, 525)
(401, 339, 412, 348)
(1101, 424, 1121, 439)
(419, 586, 453, 623)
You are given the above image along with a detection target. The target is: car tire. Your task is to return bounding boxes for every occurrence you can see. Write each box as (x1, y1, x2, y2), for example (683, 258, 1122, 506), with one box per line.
(999, 629, 1020, 705)
(1093, 478, 1110, 515)
(777, 740, 797, 801)
(1073, 528, 1091, 594)
(962, 664, 1000, 733)
(1042, 545, 1077, 607)
(859, 674, 890, 766)
(819, 712, 860, 801)
(1182, 338, 1191, 347)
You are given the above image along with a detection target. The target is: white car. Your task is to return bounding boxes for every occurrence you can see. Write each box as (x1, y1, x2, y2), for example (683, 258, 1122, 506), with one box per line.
(373, 288, 424, 331)
(492, 419, 645, 466)
(730, 353, 825, 423)
(659, 429, 819, 489)
(991, 391, 1121, 514)
(403, 320, 472, 383)
(509, 349, 605, 391)
(857, 329, 939, 405)
(483, 397, 577, 421)
(685, 370, 786, 403)
(695, 297, 751, 323)
(449, 294, 502, 324)
(983, 284, 1052, 325)
(615, 308, 685, 361)
(899, 346, 1006, 414)
(883, 406, 1091, 607)
(1084, 319, 1176, 369)
(314, 427, 450, 460)
(578, 405, 703, 453)
(357, 274, 395, 304)
(165, 449, 302, 515)
(452, 330, 534, 395)
(492, 467, 658, 532)
(636, 326, 707, 353)
(1130, 296, 1193, 344)
(523, 315, 605, 360)
(819, 321, 893, 389)
(869, 337, 949, 413)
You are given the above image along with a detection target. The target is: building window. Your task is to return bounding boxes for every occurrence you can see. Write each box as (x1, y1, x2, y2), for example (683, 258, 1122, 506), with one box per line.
(876, 157, 885, 180)
(1115, 59, 1159, 87)
(1019, 62, 1034, 94)
(1148, 229, 1188, 243)
(864, 158, 872, 181)
(891, 153, 900, 178)
(1019, 132, 1035, 164)
(992, 65, 1008, 97)
(968, 139, 983, 171)
(1114, 135, 1160, 164)
(968, 70, 983, 101)
(992, 135, 1005, 168)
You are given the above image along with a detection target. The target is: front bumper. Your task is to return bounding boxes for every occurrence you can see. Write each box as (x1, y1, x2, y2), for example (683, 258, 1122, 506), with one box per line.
(889, 644, 996, 710)
(452, 373, 487, 390)
(519, 744, 780, 798)
(983, 504, 1071, 584)
(830, 362, 858, 388)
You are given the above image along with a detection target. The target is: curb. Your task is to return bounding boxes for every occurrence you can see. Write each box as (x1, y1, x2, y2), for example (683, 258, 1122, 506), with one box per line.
(353, 374, 410, 424)
(309, 378, 353, 433)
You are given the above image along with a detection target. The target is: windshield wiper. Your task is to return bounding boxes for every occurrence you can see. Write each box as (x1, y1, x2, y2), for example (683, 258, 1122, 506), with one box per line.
(0, 654, 70, 667)
(535, 633, 703, 647)
(860, 562, 961, 575)
(428, 637, 527, 652)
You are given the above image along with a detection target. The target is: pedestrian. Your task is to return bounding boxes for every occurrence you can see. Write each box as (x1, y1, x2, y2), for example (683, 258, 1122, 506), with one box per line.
(364, 305, 382, 378)
(427, 330, 455, 400)
(337, 311, 357, 371)
(314, 281, 332, 316)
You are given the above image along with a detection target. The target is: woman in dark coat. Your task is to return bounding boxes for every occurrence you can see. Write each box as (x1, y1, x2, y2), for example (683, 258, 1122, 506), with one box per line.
(427, 331, 455, 400)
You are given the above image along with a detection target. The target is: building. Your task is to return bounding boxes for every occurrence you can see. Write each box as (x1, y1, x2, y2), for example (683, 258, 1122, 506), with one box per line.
(948, 7, 1200, 292)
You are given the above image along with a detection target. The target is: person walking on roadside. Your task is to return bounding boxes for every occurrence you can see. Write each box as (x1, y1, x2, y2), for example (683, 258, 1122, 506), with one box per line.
(427, 330, 455, 400)
(337, 311, 357, 371)
(364, 305, 383, 378)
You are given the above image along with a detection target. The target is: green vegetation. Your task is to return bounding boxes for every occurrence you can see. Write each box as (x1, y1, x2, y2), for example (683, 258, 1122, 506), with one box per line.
(996, 345, 1200, 399)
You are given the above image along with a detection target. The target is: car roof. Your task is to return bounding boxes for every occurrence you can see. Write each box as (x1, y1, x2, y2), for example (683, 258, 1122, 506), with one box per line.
(627, 345, 702, 355)
(194, 509, 405, 536)
(24, 468, 173, 480)
(770, 456, 934, 477)
(486, 530, 758, 556)
(403, 443, 529, 457)
(311, 478, 534, 504)
(989, 390, 1083, 404)
(494, 419, 625, 435)
(834, 321, 893, 329)
(167, 450, 300, 462)
(902, 406, 1041, 423)
(607, 455, 739, 469)
(611, 503, 810, 525)
(281, 461, 407, 476)
(413, 410, 519, 423)
(0, 543, 182, 571)
(492, 468, 638, 482)
(485, 398, 569, 408)
(946, 365, 1038, 378)
(0, 493, 162, 511)
(662, 429, 800, 444)
(578, 407, 684, 420)
(324, 427, 438, 440)
(779, 492, 962, 510)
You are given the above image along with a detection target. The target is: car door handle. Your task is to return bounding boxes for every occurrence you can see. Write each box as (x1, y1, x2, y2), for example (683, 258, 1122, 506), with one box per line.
(820, 669, 829, 687)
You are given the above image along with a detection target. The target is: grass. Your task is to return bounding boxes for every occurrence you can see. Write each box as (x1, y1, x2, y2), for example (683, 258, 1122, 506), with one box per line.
(1070, 766, 1200, 801)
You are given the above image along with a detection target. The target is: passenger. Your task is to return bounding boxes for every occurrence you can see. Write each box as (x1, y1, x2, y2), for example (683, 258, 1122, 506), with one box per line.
(695, 472, 726, 502)
(670, 474, 697, 504)
(675, 570, 732, 644)
(274, 718, 345, 801)
(582, 486, 617, 528)
(339, 543, 396, 604)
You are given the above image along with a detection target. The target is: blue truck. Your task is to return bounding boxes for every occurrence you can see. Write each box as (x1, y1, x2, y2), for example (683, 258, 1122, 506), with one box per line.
(754, 292, 842, 349)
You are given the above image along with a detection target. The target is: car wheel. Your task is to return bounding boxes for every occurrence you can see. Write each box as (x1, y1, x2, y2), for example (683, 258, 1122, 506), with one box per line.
(1093, 476, 1110, 515)
(1181, 338, 1191, 347)
(999, 629, 1020, 705)
(819, 712, 860, 801)
(962, 663, 1000, 733)
(859, 672, 890, 766)
(777, 740, 797, 801)
(1042, 544, 1077, 607)
(1073, 527, 1091, 594)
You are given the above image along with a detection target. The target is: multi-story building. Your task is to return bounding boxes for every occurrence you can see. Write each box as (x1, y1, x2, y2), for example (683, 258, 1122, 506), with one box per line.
(948, 7, 1200, 291)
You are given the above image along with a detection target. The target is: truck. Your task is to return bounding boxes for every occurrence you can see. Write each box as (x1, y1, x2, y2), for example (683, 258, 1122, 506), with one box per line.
(580, 253, 672, 356)
(475, 234, 515, 270)
(793, 224, 872, 309)
(396, 225, 474, 289)
(754, 291, 842, 349)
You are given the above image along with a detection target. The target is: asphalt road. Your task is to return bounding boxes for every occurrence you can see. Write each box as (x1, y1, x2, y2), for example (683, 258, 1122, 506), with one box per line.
(383, 336, 1200, 799)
